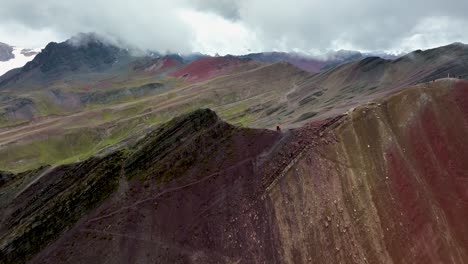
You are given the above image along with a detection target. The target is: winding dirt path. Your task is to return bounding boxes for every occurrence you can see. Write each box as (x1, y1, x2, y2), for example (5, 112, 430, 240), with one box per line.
(87, 157, 255, 223)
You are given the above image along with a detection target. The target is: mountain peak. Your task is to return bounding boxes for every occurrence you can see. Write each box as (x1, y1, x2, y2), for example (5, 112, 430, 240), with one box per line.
(0, 35, 129, 87)
(27, 39, 126, 73)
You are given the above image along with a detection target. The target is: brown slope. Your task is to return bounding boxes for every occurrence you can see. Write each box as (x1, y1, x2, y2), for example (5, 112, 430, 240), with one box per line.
(266, 79, 468, 263)
(0, 154, 124, 264)
(1, 109, 284, 264)
(283, 42, 468, 126)
(32, 111, 282, 264)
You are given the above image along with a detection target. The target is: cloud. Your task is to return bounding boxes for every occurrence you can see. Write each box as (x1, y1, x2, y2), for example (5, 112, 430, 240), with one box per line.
(0, 22, 60, 48)
(395, 16, 468, 52)
(191, 0, 244, 20)
(0, 0, 468, 54)
(180, 10, 261, 55)
(232, 0, 468, 53)
(0, 0, 194, 52)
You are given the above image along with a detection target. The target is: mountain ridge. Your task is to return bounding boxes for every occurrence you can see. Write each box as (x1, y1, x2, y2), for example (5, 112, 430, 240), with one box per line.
(1, 79, 466, 263)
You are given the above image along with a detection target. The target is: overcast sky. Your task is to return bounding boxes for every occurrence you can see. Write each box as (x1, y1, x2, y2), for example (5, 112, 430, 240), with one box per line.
(1, 0, 468, 55)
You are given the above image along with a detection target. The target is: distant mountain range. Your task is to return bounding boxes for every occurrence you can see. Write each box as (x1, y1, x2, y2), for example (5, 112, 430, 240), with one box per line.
(239, 50, 366, 72)
(0, 33, 466, 180)
(0, 34, 465, 128)
(0, 33, 400, 82)
(0, 33, 466, 172)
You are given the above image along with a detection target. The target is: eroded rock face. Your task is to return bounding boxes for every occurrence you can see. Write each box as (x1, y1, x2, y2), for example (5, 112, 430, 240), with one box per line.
(1, 81, 467, 264)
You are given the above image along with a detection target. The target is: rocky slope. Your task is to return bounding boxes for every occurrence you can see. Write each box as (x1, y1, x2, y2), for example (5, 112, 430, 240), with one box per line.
(0, 37, 128, 88)
(1, 79, 466, 263)
(282, 42, 468, 125)
(265, 79, 468, 263)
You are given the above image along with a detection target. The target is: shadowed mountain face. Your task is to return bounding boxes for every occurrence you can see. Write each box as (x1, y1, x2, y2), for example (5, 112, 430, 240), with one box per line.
(0, 39, 129, 87)
(0, 109, 282, 263)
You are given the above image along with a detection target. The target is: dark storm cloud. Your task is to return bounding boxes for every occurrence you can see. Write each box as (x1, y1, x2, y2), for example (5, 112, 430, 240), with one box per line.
(1, 0, 468, 53)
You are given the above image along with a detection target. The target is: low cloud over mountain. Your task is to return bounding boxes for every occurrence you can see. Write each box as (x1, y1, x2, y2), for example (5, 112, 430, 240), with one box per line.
(1, 0, 468, 55)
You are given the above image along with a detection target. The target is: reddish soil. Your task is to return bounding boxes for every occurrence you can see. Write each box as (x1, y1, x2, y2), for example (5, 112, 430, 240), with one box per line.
(382, 81, 468, 263)
(453, 80, 468, 120)
(132, 57, 181, 75)
(260, 80, 468, 263)
(28, 113, 348, 264)
(168, 57, 253, 82)
(145, 57, 180, 74)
